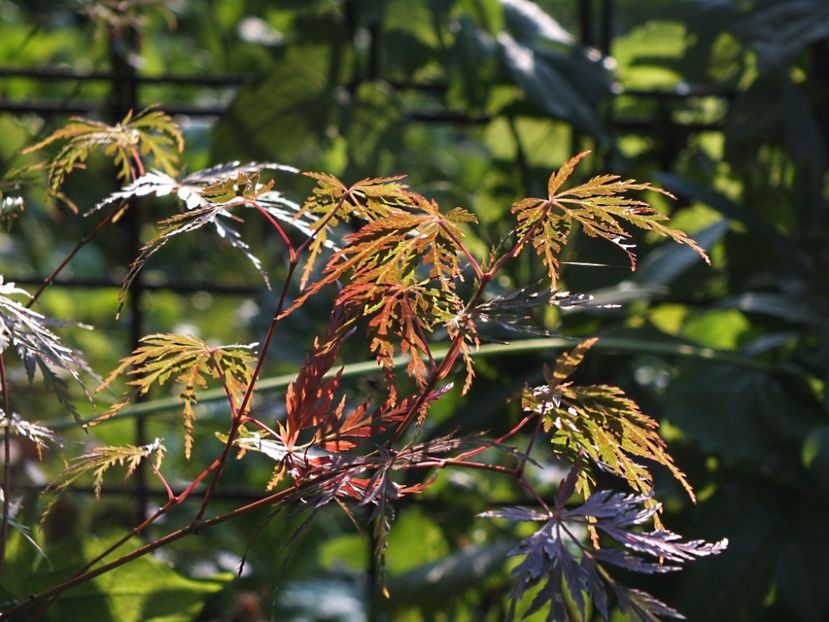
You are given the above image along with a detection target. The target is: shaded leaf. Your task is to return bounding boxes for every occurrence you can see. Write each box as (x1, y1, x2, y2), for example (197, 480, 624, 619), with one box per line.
(482, 491, 726, 620)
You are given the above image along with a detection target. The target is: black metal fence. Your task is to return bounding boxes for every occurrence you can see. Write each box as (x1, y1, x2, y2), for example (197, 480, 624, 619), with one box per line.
(0, 0, 730, 521)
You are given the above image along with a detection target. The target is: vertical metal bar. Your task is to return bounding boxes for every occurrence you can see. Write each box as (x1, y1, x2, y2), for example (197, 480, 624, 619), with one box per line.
(579, 0, 594, 48)
(108, 20, 148, 524)
(600, 0, 618, 170)
(368, 19, 381, 81)
(600, 0, 613, 56)
(344, 0, 359, 94)
(573, 0, 595, 160)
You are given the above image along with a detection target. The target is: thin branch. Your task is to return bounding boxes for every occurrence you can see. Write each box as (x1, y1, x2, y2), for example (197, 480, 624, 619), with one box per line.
(26, 207, 120, 308)
(194, 260, 298, 521)
(251, 200, 296, 262)
(516, 414, 543, 479)
(451, 413, 537, 463)
(1, 472, 338, 618)
(408, 458, 514, 475)
(438, 220, 483, 280)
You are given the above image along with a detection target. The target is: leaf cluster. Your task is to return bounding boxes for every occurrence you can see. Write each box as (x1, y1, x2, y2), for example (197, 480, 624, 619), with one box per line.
(481, 492, 727, 621)
(1, 410, 62, 460)
(289, 174, 479, 393)
(511, 151, 709, 286)
(0, 140, 725, 622)
(521, 338, 694, 502)
(90, 163, 320, 316)
(47, 437, 167, 500)
(0, 276, 93, 421)
(22, 108, 183, 211)
(95, 333, 256, 459)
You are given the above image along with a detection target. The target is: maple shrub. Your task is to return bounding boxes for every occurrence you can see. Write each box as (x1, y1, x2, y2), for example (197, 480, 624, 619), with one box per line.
(0, 110, 727, 621)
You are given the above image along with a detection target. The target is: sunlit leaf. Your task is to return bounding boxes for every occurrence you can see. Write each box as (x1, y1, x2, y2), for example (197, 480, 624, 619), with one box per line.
(94, 333, 256, 459)
(46, 437, 166, 502)
(0, 276, 93, 421)
(512, 151, 709, 287)
(21, 108, 183, 211)
(523, 339, 695, 501)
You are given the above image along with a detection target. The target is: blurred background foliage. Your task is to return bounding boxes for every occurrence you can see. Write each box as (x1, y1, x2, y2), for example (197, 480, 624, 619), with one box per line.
(1, 0, 828, 620)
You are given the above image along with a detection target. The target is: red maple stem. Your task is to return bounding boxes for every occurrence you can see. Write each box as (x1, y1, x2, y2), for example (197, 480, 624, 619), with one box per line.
(450, 413, 537, 463)
(130, 147, 146, 178)
(193, 260, 298, 521)
(251, 200, 297, 262)
(26, 207, 120, 308)
(391, 201, 557, 441)
(2, 469, 344, 619)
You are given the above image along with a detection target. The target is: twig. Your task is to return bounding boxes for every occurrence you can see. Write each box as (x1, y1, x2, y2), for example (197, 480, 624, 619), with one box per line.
(193, 260, 298, 521)
(25, 208, 120, 308)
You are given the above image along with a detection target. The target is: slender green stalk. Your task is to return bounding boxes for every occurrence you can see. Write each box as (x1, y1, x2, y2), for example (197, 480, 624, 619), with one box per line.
(63, 335, 783, 432)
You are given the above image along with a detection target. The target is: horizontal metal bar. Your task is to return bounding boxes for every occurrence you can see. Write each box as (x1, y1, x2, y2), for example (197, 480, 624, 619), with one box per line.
(0, 68, 736, 102)
(1, 99, 725, 132)
(17, 481, 264, 502)
(0, 66, 245, 86)
(0, 98, 229, 117)
(614, 118, 725, 132)
(621, 87, 737, 100)
(8, 276, 260, 295)
(408, 110, 492, 124)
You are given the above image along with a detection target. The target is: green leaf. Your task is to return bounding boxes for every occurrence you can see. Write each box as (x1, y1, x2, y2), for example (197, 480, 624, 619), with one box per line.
(386, 541, 513, 609)
(664, 361, 820, 469)
(3, 534, 230, 622)
(525, 339, 694, 500)
(212, 44, 342, 164)
(93, 333, 255, 458)
(21, 108, 182, 211)
(497, 33, 604, 137)
(635, 218, 729, 286)
(775, 515, 829, 620)
(655, 172, 812, 277)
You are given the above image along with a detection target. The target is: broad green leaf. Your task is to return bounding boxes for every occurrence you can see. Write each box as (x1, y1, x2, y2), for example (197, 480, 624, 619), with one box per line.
(2, 534, 230, 622)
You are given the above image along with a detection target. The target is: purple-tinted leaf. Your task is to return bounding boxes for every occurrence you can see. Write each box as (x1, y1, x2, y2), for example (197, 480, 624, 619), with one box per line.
(556, 456, 582, 508)
(594, 548, 681, 574)
(524, 570, 562, 618)
(598, 525, 729, 563)
(471, 285, 617, 340)
(496, 520, 593, 621)
(565, 489, 655, 523)
(506, 523, 558, 602)
(478, 506, 549, 522)
(581, 555, 609, 619)
(558, 536, 588, 619)
(613, 584, 686, 621)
